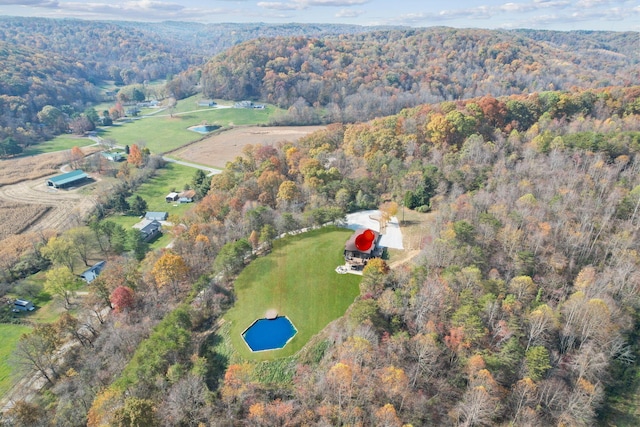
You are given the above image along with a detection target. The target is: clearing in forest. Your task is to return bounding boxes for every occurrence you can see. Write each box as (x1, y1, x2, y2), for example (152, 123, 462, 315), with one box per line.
(224, 227, 360, 360)
(171, 125, 325, 169)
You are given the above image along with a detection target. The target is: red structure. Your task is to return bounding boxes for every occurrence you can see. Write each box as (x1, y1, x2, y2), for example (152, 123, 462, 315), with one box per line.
(355, 229, 376, 251)
(344, 228, 383, 270)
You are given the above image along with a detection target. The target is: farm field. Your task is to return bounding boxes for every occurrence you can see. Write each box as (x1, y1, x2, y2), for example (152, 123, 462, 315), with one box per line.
(0, 324, 32, 398)
(22, 136, 95, 156)
(0, 201, 50, 240)
(0, 176, 97, 236)
(224, 227, 361, 360)
(96, 100, 281, 154)
(173, 125, 325, 168)
(0, 146, 99, 187)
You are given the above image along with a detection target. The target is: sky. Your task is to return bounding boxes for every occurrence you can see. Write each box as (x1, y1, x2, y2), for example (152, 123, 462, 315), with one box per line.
(0, 0, 638, 31)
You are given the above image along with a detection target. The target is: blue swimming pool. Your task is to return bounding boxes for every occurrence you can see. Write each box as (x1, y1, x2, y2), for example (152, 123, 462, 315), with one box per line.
(242, 316, 297, 352)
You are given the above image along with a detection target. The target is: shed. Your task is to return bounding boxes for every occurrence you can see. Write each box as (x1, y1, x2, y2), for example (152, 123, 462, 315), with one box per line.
(13, 299, 35, 312)
(178, 189, 196, 203)
(234, 100, 253, 108)
(80, 261, 106, 283)
(101, 152, 123, 162)
(46, 170, 89, 189)
(145, 211, 168, 221)
(165, 192, 180, 202)
(198, 100, 217, 107)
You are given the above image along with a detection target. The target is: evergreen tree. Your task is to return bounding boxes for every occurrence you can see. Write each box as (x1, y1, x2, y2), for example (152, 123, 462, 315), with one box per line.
(130, 195, 148, 216)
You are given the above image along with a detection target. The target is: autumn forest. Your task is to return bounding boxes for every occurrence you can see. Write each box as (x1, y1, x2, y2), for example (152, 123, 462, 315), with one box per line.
(1, 17, 640, 427)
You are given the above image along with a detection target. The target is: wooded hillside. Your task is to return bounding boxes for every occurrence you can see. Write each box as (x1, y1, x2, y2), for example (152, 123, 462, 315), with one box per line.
(2, 19, 640, 425)
(5, 85, 637, 426)
(193, 28, 639, 123)
(0, 17, 370, 145)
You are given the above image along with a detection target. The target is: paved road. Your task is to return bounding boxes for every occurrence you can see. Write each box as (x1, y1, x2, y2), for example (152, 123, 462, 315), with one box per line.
(161, 157, 221, 176)
(87, 135, 221, 175)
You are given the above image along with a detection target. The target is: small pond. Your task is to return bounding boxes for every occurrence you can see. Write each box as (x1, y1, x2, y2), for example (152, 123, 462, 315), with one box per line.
(241, 316, 297, 352)
(188, 124, 220, 134)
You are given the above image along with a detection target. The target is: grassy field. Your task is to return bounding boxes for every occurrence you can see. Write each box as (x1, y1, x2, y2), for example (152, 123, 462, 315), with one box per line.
(134, 162, 197, 211)
(224, 226, 361, 360)
(0, 324, 32, 398)
(23, 135, 95, 156)
(101, 162, 196, 248)
(96, 97, 281, 154)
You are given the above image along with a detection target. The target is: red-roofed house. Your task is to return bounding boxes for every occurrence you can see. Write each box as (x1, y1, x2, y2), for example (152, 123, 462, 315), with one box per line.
(344, 228, 383, 270)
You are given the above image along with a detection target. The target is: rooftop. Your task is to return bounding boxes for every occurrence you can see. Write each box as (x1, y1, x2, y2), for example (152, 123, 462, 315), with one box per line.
(47, 170, 88, 186)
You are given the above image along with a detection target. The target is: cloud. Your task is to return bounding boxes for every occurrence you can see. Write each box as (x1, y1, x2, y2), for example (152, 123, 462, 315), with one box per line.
(257, 1, 301, 11)
(258, 0, 369, 12)
(575, 0, 626, 7)
(499, 1, 570, 13)
(391, 12, 426, 25)
(335, 8, 363, 18)
(303, 0, 369, 5)
(44, 1, 234, 21)
(0, 0, 58, 6)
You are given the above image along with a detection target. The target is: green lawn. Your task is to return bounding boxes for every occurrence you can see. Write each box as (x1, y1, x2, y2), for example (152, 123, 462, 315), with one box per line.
(96, 97, 281, 154)
(101, 162, 197, 247)
(224, 227, 361, 360)
(23, 135, 94, 156)
(0, 324, 32, 398)
(133, 162, 197, 212)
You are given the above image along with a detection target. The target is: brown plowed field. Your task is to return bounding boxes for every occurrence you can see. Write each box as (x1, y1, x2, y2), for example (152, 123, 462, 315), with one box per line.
(173, 125, 325, 168)
(0, 148, 101, 240)
(0, 176, 96, 236)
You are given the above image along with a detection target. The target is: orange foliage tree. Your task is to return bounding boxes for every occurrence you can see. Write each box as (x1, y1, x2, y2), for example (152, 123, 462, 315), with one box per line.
(127, 143, 143, 167)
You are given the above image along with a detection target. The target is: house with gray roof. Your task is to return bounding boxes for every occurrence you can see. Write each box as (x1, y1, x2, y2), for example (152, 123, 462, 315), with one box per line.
(80, 261, 106, 283)
(134, 219, 162, 242)
(145, 212, 168, 221)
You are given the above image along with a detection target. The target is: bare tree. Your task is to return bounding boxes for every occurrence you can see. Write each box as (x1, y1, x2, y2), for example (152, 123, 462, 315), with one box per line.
(12, 324, 61, 384)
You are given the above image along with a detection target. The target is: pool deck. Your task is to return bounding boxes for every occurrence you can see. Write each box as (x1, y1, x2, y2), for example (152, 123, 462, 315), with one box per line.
(265, 309, 278, 319)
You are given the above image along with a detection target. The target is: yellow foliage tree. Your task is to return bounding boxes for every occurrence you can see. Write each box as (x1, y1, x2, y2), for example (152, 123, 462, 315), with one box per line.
(379, 201, 398, 232)
(87, 388, 122, 427)
(363, 257, 390, 276)
(374, 403, 402, 427)
(151, 251, 189, 295)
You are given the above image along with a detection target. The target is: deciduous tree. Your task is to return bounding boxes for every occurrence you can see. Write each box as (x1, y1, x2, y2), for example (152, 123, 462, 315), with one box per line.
(112, 397, 157, 427)
(127, 143, 144, 167)
(45, 266, 83, 309)
(110, 286, 135, 313)
(151, 251, 189, 295)
(40, 235, 76, 271)
(13, 324, 61, 384)
(67, 227, 96, 267)
(70, 146, 84, 169)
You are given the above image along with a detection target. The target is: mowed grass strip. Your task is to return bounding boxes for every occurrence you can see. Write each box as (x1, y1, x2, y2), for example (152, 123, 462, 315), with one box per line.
(225, 227, 361, 360)
(0, 324, 32, 398)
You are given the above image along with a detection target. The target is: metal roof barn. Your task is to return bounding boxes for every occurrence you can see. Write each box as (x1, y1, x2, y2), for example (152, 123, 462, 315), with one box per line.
(46, 170, 89, 189)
